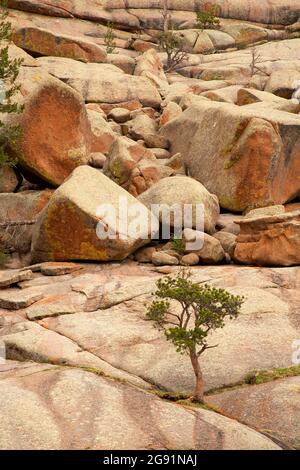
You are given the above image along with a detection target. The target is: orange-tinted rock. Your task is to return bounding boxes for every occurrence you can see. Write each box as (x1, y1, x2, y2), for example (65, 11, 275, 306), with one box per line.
(99, 100, 142, 114)
(13, 27, 107, 63)
(6, 67, 91, 187)
(104, 137, 173, 196)
(132, 39, 158, 53)
(130, 159, 174, 197)
(87, 110, 116, 155)
(31, 166, 151, 263)
(159, 102, 182, 128)
(162, 101, 300, 212)
(234, 210, 300, 266)
(0, 166, 21, 193)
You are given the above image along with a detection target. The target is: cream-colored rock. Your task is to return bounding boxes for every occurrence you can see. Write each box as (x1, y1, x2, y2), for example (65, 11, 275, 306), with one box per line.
(245, 205, 285, 219)
(161, 101, 300, 212)
(152, 251, 179, 266)
(0, 365, 280, 450)
(36, 57, 162, 108)
(183, 229, 225, 264)
(108, 107, 131, 123)
(138, 176, 220, 234)
(134, 48, 169, 95)
(237, 88, 300, 113)
(265, 69, 300, 99)
(213, 231, 237, 258)
(181, 253, 199, 266)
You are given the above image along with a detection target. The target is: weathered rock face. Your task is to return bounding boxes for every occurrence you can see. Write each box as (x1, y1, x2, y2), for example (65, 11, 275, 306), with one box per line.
(237, 88, 300, 113)
(0, 167, 21, 193)
(0, 190, 53, 256)
(14, 263, 298, 395)
(180, 38, 300, 84)
(87, 110, 116, 155)
(0, 261, 299, 450)
(5, 66, 91, 187)
(138, 176, 220, 234)
(234, 211, 300, 267)
(265, 70, 300, 99)
(159, 102, 182, 127)
(183, 229, 225, 263)
(31, 166, 152, 262)
(161, 101, 300, 212)
(207, 377, 300, 450)
(36, 57, 162, 108)
(213, 231, 237, 258)
(134, 48, 169, 95)
(103, 1, 300, 26)
(104, 137, 174, 197)
(0, 363, 280, 450)
(8, 0, 300, 27)
(152, 251, 179, 266)
(12, 26, 107, 63)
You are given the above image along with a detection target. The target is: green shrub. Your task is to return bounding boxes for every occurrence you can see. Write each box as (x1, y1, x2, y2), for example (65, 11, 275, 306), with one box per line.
(104, 22, 117, 54)
(0, 2, 23, 168)
(196, 6, 220, 31)
(146, 270, 244, 402)
(157, 27, 188, 72)
(170, 235, 186, 255)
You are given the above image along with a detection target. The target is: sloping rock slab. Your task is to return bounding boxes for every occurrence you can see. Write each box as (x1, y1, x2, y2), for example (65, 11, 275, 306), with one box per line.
(207, 377, 300, 450)
(0, 365, 280, 449)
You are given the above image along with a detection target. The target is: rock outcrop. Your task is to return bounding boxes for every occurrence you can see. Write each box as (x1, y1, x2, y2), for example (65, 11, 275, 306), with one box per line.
(0, 363, 280, 450)
(5, 66, 91, 187)
(1, 0, 300, 452)
(35, 57, 162, 108)
(138, 176, 220, 234)
(208, 376, 300, 450)
(31, 166, 152, 262)
(162, 102, 300, 212)
(104, 137, 174, 196)
(234, 210, 300, 266)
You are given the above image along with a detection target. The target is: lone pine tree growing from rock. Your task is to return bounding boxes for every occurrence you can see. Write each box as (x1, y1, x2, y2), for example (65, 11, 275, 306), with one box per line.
(146, 270, 244, 403)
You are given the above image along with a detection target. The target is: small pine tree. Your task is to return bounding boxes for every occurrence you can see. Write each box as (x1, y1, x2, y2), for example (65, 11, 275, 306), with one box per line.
(158, 0, 188, 72)
(196, 5, 220, 31)
(0, 2, 23, 168)
(170, 235, 185, 255)
(104, 22, 117, 54)
(146, 270, 244, 403)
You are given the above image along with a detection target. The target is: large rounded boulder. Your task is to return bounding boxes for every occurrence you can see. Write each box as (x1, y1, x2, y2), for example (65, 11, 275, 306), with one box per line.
(31, 166, 152, 262)
(138, 176, 219, 235)
(6, 66, 91, 187)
